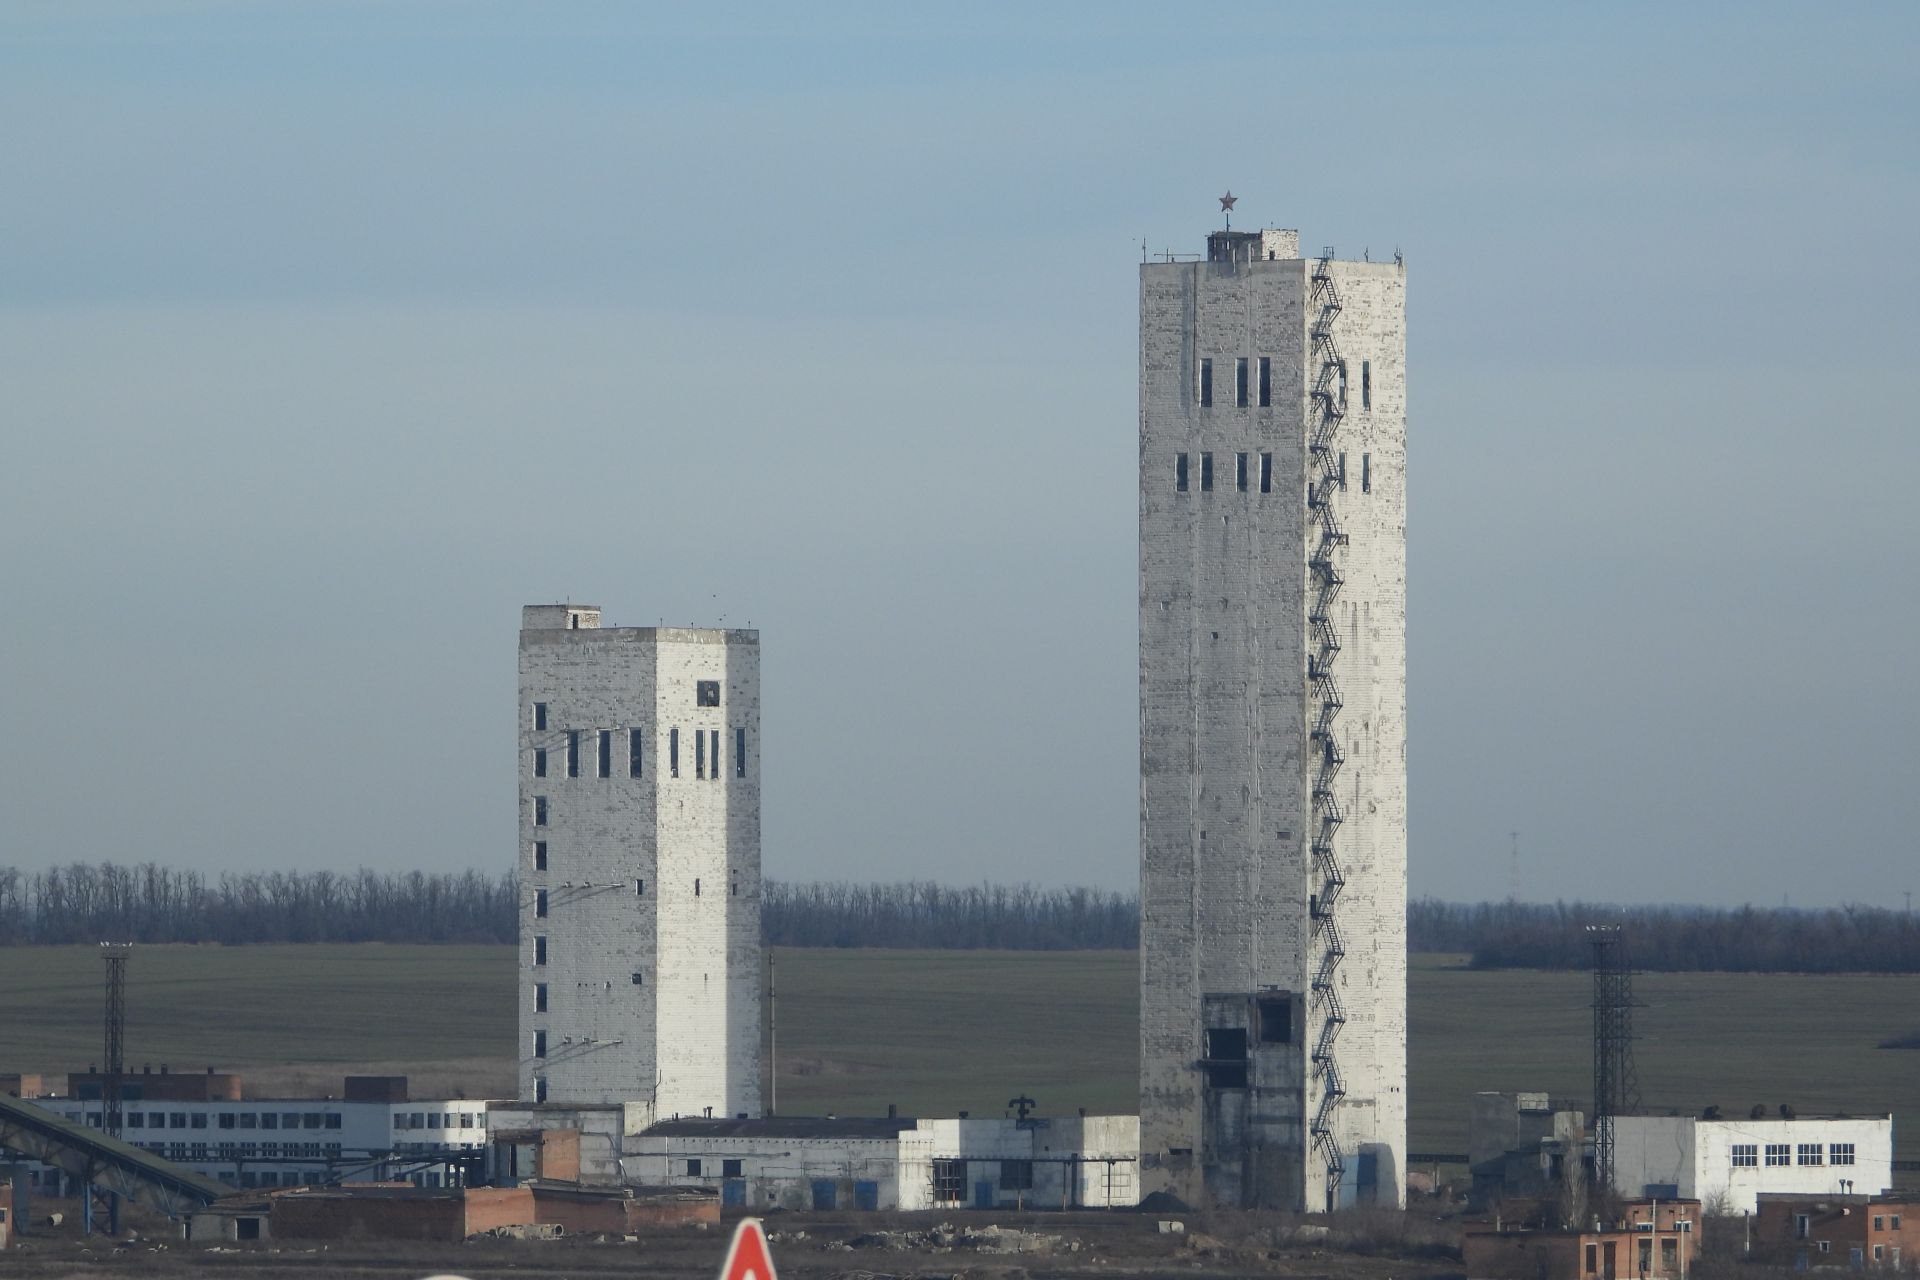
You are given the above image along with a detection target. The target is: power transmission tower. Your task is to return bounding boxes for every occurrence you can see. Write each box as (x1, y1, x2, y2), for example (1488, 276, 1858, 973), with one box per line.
(101, 943, 131, 1137)
(1587, 924, 1640, 1200)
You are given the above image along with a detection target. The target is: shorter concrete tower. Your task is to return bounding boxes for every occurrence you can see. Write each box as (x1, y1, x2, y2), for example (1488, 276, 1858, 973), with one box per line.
(518, 604, 762, 1122)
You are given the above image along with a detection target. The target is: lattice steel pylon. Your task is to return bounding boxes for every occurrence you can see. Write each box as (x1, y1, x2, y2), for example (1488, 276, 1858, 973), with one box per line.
(101, 943, 132, 1138)
(1587, 925, 1641, 1199)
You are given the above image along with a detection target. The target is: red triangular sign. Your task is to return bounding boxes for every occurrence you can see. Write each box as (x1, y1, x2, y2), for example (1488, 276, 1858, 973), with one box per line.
(719, 1216, 778, 1280)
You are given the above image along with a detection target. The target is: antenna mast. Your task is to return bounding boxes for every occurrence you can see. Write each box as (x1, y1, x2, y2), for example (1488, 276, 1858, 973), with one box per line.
(1588, 924, 1641, 1198)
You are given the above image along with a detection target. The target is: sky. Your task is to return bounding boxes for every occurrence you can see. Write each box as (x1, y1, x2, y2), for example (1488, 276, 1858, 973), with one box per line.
(2, 2, 1916, 906)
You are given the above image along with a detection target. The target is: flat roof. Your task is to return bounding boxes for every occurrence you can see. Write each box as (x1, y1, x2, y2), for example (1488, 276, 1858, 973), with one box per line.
(644, 1116, 916, 1140)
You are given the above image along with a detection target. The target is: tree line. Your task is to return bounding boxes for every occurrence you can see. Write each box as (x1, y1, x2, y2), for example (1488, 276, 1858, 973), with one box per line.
(2, 863, 1915, 971)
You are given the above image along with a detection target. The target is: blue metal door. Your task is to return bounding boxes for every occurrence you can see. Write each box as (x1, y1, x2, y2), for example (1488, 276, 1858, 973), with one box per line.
(854, 1180, 879, 1210)
(811, 1179, 837, 1210)
(722, 1178, 746, 1207)
(974, 1180, 993, 1209)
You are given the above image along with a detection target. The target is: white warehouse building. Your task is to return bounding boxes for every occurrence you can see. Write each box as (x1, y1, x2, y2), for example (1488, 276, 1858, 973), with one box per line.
(1611, 1113, 1894, 1214)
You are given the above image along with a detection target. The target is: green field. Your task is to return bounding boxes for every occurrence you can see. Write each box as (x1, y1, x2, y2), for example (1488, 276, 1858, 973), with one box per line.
(3, 946, 1916, 1166)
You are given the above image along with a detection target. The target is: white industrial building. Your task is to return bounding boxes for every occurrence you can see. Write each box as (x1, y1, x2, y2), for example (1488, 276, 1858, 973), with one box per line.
(623, 1114, 1139, 1211)
(1138, 224, 1408, 1211)
(1610, 1113, 1894, 1214)
(518, 605, 761, 1121)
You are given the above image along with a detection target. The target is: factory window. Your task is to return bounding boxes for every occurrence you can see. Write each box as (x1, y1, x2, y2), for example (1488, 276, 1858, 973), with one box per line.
(1236, 452, 1248, 491)
(534, 842, 547, 871)
(1893, 1216, 1903, 1229)
(281, 1112, 300, 1130)
(697, 680, 721, 707)
(710, 729, 721, 779)
(1362, 359, 1372, 409)
(695, 728, 706, 779)
(1797, 1144, 1824, 1166)
(1585, 1244, 1598, 1274)
(631, 972, 643, 985)
(1204, 1028, 1249, 1089)
(1235, 356, 1249, 407)
(686, 1159, 702, 1177)
(1730, 1143, 1758, 1167)
(536, 889, 548, 919)
(127, 1112, 145, 1129)
(534, 748, 547, 778)
(1831, 1143, 1855, 1166)
(1260, 452, 1273, 494)
(261, 1113, 278, 1130)
(1874, 1216, 1885, 1232)
(535, 983, 547, 1013)
(1336, 358, 1348, 408)
(636, 878, 646, 896)
(304, 1113, 323, 1129)
(566, 730, 580, 777)
(535, 1077, 547, 1103)
(534, 935, 547, 966)
(999, 1159, 1034, 1191)
(1362, 453, 1371, 494)
(1765, 1143, 1791, 1166)
(597, 729, 611, 778)
(933, 1158, 967, 1203)
(695, 878, 701, 897)
(534, 702, 547, 730)
(630, 729, 644, 777)
(735, 727, 746, 777)
(534, 796, 548, 826)
(1258, 997, 1293, 1043)
(191, 1113, 207, 1129)
(324, 1113, 341, 1130)
(219, 1113, 236, 1129)
(723, 1158, 743, 1178)
(1199, 358, 1213, 407)
(670, 728, 679, 777)
(534, 1031, 547, 1059)
(1176, 453, 1189, 492)
(1338, 451, 1348, 490)
(1200, 452, 1213, 492)
(1661, 1239, 1677, 1271)
(1258, 356, 1272, 407)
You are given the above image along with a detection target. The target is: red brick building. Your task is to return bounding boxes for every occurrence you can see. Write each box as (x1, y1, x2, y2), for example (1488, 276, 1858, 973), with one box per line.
(1465, 1199, 1701, 1280)
(1754, 1192, 1918, 1270)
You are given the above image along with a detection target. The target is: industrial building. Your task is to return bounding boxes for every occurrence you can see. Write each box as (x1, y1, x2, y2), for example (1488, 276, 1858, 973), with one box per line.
(1469, 1091, 1590, 1209)
(1463, 1197, 1701, 1280)
(1751, 1191, 1918, 1270)
(1609, 1112, 1894, 1214)
(1138, 224, 1408, 1211)
(518, 605, 762, 1119)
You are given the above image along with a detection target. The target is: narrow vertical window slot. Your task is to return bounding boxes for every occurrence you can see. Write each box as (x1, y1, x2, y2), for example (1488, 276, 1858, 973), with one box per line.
(629, 729, 643, 778)
(1236, 452, 1248, 491)
(533, 702, 547, 731)
(535, 889, 548, 919)
(1362, 453, 1372, 493)
(1200, 453, 1214, 492)
(1176, 453, 1189, 492)
(1338, 452, 1348, 491)
(695, 878, 701, 897)
(1260, 452, 1273, 494)
(1362, 360, 1372, 409)
(533, 841, 547, 871)
(1258, 357, 1271, 407)
(669, 728, 679, 777)
(695, 729, 706, 779)
(534, 796, 548, 826)
(1199, 358, 1213, 407)
(735, 727, 746, 778)
(534, 936, 547, 965)
(1235, 357, 1249, 407)
(533, 1031, 546, 1059)
(535, 983, 547, 1013)
(534, 748, 547, 778)
(636, 878, 646, 896)
(597, 729, 611, 778)
(566, 730, 580, 778)
(710, 729, 721, 780)
(535, 1077, 547, 1103)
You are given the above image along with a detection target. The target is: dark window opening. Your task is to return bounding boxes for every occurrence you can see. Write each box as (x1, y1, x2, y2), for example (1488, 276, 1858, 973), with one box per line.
(710, 729, 720, 780)
(533, 841, 547, 871)
(1362, 453, 1371, 493)
(1200, 452, 1214, 492)
(1258, 356, 1272, 407)
(1199, 358, 1213, 407)
(696, 680, 721, 707)
(535, 889, 548, 919)
(933, 1158, 967, 1203)
(1235, 356, 1249, 407)
(534, 796, 548, 826)
(1260, 452, 1273, 494)
(731, 874, 740, 896)
(566, 730, 580, 778)
(533, 748, 547, 778)
(735, 727, 746, 778)
(631, 972, 644, 985)
(533, 1030, 547, 1059)
(1336, 358, 1349, 408)
(636, 878, 646, 896)
(533, 702, 547, 731)
(695, 729, 705, 779)
(1236, 452, 1248, 491)
(722, 1158, 743, 1178)
(535, 1077, 548, 1103)
(694, 878, 701, 897)
(535, 983, 547, 1013)
(669, 728, 679, 777)
(1175, 453, 1189, 492)
(1362, 359, 1372, 410)
(630, 728, 644, 777)
(686, 1159, 702, 1177)
(1259, 997, 1293, 1043)
(534, 935, 547, 966)
(597, 729, 611, 778)
(1338, 451, 1348, 490)
(1204, 1027, 1249, 1089)
(1000, 1159, 1034, 1190)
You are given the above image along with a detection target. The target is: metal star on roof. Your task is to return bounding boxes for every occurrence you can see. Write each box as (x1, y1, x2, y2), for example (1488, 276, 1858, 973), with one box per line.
(1219, 191, 1237, 213)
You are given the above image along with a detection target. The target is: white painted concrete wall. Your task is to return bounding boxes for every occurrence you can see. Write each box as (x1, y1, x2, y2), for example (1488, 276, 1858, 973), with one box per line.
(1139, 231, 1408, 1211)
(1612, 1115, 1894, 1213)
(518, 608, 762, 1121)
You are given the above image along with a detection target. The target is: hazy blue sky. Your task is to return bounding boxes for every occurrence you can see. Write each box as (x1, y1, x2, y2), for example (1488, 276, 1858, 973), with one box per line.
(3, 3, 1916, 906)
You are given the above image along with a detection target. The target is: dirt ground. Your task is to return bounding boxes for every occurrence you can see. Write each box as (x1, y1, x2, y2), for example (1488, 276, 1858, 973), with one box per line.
(1, 1199, 1469, 1280)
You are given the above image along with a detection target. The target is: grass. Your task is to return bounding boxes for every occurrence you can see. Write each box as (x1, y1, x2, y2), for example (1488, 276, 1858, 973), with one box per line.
(3, 945, 1917, 1169)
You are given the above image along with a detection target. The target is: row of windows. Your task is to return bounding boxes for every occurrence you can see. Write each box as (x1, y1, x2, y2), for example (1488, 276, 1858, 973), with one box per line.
(393, 1112, 483, 1130)
(116, 1110, 342, 1131)
(1174, 450, 1375, 495)
(133, 1140, 338, 1159)
(1729, 1142, 1855, 1167)
(533, 682, 721, 731)
(530, 872, 739, 920)
(531, 726, 748, 782)
(1196, 357, 1373, 411)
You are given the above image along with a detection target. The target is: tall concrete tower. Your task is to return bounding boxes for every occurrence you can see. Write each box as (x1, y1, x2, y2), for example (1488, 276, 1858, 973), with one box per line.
(1138, 227, 1407, 1211)
(518, 604, 762, 1122)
